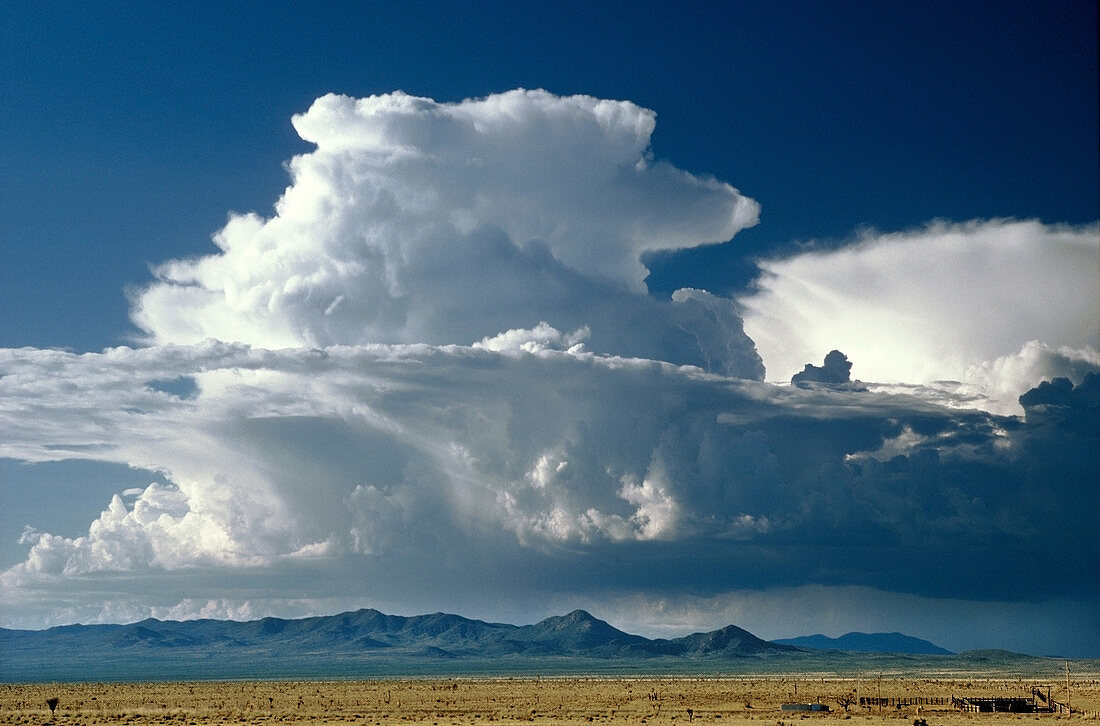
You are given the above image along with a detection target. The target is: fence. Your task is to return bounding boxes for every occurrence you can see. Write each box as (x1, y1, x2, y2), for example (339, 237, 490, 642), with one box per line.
(859, 697, 950, 707)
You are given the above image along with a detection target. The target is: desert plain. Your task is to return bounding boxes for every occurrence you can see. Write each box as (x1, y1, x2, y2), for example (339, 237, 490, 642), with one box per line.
(3, 676, 1099, 725)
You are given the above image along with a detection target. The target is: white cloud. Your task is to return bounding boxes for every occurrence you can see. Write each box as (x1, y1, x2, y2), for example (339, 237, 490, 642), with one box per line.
(956, 340, 1100, 415)
(8, 475, 279, 582)
(500, 452, 682, 544)
(155, 598, 261, 622)
(617, 472, 681, 541)
(130, 90, 761, 378)
(473, 322, 589, 353)
(739, 219, 1100, 398)
(2, 343, 736, 586)
(866, 340, 1100, 416)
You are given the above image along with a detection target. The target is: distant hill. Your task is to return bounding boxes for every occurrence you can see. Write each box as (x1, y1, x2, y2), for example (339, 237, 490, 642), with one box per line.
(0, 608, 800, 681)
(773, 632, 953, 655)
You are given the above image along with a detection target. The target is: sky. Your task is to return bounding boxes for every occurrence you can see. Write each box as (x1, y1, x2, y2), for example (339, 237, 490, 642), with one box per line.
(1, 1, 1097, 657)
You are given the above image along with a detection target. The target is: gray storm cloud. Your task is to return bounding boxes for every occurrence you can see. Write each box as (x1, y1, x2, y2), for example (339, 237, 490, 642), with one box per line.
(2, 343, 1095, 632)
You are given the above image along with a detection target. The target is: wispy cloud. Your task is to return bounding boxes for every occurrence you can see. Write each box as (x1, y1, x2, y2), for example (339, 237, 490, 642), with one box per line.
(739, 219, 1099, 397)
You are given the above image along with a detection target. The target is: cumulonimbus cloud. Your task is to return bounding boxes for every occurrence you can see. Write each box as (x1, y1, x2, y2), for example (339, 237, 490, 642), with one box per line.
(3, 92, 1097, 648)
(130, 90, 762, 378)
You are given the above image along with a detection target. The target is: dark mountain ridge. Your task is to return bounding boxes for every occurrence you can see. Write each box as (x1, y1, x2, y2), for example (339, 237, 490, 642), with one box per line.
(773, 631, 953, 655)
(0, 607, 797, 675)
(8, 608, 1053, 682)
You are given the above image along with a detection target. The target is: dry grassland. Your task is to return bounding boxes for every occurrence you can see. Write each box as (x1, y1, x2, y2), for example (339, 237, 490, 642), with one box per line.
(2, 677, 1098, 725)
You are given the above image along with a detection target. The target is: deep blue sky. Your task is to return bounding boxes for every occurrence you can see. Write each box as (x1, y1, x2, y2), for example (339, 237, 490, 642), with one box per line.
(2, 0, 1096, 351)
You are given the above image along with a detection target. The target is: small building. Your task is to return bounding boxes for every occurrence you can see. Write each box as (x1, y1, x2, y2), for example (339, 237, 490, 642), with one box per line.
(781, 703, 830, 712)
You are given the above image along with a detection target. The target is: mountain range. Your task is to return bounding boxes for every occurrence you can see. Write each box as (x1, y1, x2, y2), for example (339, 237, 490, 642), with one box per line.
(0, 608, 976, 681)
(1, 608, 792, 659)
(774, 632, 953, 655)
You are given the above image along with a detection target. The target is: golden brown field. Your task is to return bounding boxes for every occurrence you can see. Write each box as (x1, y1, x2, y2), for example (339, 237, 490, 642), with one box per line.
(2, 677, 1098, 725)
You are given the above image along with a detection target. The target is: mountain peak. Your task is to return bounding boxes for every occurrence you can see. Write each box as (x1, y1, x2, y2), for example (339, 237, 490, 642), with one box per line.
(531, 609, 607, 632)
(517, 610, 642, 651)
(672, 622, 789, 655)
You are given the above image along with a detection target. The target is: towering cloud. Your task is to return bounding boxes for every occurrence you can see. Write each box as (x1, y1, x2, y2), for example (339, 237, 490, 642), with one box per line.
(790, 349, 852, 386)
(131, 90, 762, 378)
